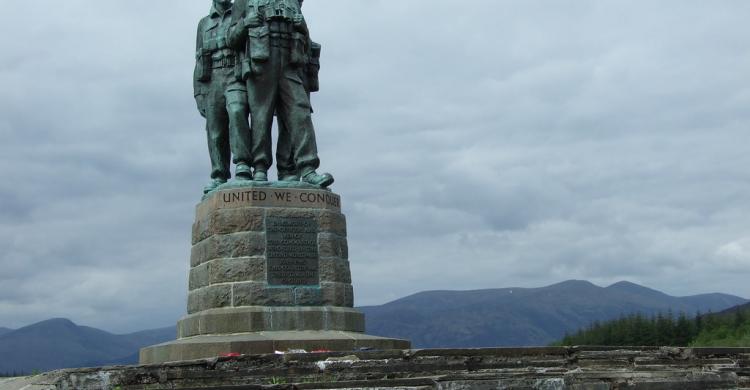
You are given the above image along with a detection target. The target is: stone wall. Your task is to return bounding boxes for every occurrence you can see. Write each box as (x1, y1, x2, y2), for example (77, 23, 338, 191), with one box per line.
(189, 189, 352, 314)
(8, 347, 750, 389)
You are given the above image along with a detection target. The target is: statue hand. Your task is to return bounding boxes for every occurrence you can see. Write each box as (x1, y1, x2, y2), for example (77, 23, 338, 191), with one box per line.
(196, 95, 207, 118)
(245, 13, 263, 28)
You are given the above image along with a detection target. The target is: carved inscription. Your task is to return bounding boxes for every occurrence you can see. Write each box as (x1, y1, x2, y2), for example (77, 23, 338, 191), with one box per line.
(266, 217, 319, 286)
(220, 189, 341, 209)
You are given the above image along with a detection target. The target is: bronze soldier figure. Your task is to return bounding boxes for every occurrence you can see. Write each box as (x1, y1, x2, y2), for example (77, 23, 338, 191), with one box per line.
(276, 39, 321, 182)
(229, 0, 333, 187)
(195, 0, 254, 193)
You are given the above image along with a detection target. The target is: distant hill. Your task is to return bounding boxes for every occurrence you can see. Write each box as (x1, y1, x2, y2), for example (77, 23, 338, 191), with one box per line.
(717, 301, 750, 315)
(0, 319, 175, 374)
(0, 327, 12, 336)
(359, 280, 747, 348)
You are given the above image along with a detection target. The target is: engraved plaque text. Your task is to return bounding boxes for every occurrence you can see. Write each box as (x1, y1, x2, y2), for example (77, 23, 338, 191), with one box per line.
(266, 217, 319, 286)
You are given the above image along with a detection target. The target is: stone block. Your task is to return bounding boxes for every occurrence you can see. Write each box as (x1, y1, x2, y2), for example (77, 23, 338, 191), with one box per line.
(318, 211, 347, 236)
(187, 284, 232, 314)
(321, 282, 354, 307)
(293, 287, 324, 306)
(340, 239, 349, 260)
(233, 282, 295, 307)
(192, 208, 266, 245)
(319, 257, 352, 284)
(191, 232, 265, 267)
(216, 232, 265, 260)
(200, 309, 268, 335)
(192, 219, 204, 245)
(190, 236, 214, 267)
(209, 257, 265, 285)
(327, 308, 366, 332)
(177, 315, 199, 338)
(215, 207, 265, 234)
(319, 233, 348, 259)
(188, 262, 209, 290)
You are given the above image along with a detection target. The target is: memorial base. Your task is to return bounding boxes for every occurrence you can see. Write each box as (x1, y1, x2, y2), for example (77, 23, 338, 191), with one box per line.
(139, 331, 410, 364)
(139, 184, 411, 365)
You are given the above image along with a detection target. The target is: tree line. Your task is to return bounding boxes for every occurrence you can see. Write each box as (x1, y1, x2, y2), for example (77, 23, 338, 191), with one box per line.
(555, 306, 750, 347)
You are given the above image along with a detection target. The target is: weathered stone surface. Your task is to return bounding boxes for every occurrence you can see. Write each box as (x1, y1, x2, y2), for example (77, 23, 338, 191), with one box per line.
(319, 232, 348, 259)
(321, 281, 354, 307)
(318, 210, 347, 236)
(190, 232, 265, 267)
(208, 256, 266, 285)
(232, 282, 295, 307)
(328, 306, 366, 332)
(187, 284, 232, 314)
(14, 347, 750, 390)
(293, 286, 323, 306)
(177, 307, 366, 337)
(320, 257, 352, 284)
(193, 207, 265, 244)
(188, 262, 209, 291)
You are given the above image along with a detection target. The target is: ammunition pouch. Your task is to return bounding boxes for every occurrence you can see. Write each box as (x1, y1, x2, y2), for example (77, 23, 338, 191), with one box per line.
(196, 49, 212, 82)
(305, 42, 321, 92)
(248, 25, 270, 62)
(290, 32, 308, 66)
(247, 25, 270, 76)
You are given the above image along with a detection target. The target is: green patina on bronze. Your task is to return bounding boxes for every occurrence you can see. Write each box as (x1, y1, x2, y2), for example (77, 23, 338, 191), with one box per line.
(195, 0, 333, 195)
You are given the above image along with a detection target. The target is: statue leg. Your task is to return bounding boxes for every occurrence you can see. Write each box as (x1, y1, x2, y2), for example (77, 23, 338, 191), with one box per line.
(205, 76, 231, 181)
(276, 116, 299, 181)
(225, 82, 252, 180)
(246, 59, 281, 178)
(277, 69, 320, 177)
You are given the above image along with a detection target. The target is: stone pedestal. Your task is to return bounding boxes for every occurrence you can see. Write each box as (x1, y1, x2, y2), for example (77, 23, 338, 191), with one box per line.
(140, 183, 409, 364)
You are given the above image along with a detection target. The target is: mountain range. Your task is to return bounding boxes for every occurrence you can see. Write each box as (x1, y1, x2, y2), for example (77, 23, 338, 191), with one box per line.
(359, 280, 747, 348)
(0, 280, 746, 374)
(0, 319, 174, 375)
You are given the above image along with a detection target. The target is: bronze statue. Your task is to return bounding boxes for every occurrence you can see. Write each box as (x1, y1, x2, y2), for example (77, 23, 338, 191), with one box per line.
(229, 0, 334, 187)
(194, 0, 255, 193)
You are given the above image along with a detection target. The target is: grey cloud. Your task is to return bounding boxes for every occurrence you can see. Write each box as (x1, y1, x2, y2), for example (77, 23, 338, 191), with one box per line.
(0, 0, 749, 331)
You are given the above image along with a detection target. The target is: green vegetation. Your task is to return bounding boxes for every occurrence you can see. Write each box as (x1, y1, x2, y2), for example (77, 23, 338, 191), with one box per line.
(555, 305, 750, 347)
(692, 308, 750, 347)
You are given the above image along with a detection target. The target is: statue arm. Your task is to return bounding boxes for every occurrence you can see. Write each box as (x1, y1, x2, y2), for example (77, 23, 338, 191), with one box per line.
(227, 0, 248, 49)
(193, 19, 208, 117)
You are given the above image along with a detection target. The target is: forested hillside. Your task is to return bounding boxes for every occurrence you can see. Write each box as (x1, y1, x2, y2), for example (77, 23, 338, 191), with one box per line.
(556, 303, 750, 347)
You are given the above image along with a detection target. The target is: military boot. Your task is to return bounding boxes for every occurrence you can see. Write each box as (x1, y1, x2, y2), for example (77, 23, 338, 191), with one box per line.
(203, 178, 227, 194)
(235, 163, 253, 181)
(253, 168, 269, 182)
(302, 171, 334, 188)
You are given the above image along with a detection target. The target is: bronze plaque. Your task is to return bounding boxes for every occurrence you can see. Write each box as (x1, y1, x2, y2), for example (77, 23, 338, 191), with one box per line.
(266, 217, 319, 286)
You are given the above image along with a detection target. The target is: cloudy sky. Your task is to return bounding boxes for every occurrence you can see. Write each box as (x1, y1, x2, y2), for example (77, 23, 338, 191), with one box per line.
(1, 0, 749, 333)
